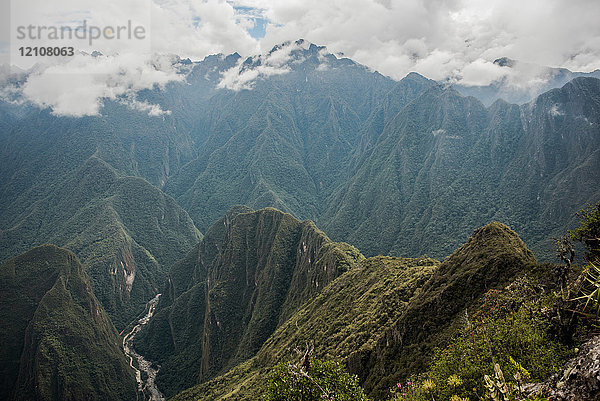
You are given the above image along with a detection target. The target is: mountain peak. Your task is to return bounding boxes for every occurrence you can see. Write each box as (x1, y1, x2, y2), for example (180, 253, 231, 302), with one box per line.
(443, 221, 537, 273)
(135, 207, 363, 396)
(403, 71, 431, 83)
(493, 57, 516, 68)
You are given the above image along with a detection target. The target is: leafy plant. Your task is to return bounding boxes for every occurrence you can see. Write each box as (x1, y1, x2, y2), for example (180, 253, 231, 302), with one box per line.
(483, 364, 510, 401)
(571, 201, 600, 262)
(264, 346, 369, 401)
(572, 260, 600, 319)
(569, 201, 600, 323)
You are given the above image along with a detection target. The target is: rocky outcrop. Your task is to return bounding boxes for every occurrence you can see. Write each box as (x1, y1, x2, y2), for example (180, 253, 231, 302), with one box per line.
(525, 335, 600, 400)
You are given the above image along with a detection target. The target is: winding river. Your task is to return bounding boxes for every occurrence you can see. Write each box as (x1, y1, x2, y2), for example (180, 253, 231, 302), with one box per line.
(122, 294, 165, 401)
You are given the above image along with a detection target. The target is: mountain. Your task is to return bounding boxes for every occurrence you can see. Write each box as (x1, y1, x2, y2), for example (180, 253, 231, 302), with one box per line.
(0, 156, 201, 329)
(323, 77, 600, 259)
(454, 57, 600, 106)
(157, 43, 599, 261)
(164, 41, 410, 230)
(359, 222, 537, 397)
(168, 221, 537, 401)
(133, 206, 364, 397)
(323, 84, 491, 257)
(3, 41, 598, 264)
(0, 38, 598, 401)
(0, 245, 137, 400)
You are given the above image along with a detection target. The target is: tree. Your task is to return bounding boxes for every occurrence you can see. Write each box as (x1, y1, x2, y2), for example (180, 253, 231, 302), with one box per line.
(264, 345, 369, 401)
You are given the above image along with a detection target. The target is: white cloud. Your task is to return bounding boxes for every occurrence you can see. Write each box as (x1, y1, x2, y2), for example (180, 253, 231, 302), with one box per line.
(459, 58, 509, 86)
(149, 0, 259, 59)
(120, 94, 172, 116)
(21, 53, 182, 116)
(217, 40, 308, 90)
(247, 0, 600, 84)
(6, 0, 600, 115)
(8, 0, 261, 116)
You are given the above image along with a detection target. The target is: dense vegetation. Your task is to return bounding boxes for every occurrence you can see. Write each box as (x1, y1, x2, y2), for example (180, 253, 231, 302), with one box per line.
(323, 77, 600, 259)
(265, 356, 369, 401)
(0, 245, 137, 400)
(391, 276, 572, 401)
(0, 156, 201, 329)
(168, 221, 560, 401)
(3, 42, 598, 267)
(570, 201, 600, 321)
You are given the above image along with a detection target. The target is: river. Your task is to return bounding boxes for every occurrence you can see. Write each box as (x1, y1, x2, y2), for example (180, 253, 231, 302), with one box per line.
(122, 294, 165, 401)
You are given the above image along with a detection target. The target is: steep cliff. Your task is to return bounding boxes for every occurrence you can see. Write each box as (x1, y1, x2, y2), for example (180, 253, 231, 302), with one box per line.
(135, 207, 363, 397)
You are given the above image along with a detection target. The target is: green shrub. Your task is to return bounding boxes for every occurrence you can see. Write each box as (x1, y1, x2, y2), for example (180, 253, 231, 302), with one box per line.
(264, 358, 369, 401)
(390, 277, 572, 401)
(570, 201, 600, 322)
(571, 201, 600, 263)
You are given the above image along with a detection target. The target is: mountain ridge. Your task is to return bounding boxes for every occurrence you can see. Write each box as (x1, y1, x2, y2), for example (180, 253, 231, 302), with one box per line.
(0, 244, 137, 401)
(134, 206, 363, 397)
(0, 155, 201, 329)
(167, 220, 539, 401)
(2, 42, 598, 263)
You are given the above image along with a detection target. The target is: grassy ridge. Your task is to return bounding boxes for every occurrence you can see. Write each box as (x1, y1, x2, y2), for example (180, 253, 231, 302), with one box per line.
(359, 222, 538, 397)
(170, 222, 538, 401)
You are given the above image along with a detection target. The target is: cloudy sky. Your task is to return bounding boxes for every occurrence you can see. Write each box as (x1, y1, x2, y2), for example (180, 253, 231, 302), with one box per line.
(1, 0, 599, 116)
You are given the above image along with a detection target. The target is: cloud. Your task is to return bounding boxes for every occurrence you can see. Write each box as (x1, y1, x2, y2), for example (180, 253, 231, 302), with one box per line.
(149, 0, 259, 59)
(0, 65, 27, 104)
(217, 40, 308, 90)
(6, 0, 600, 115)
(459, 59, 509, 86)
(120, 94, 172, 116)
(21, 53, 182, 116)
(10, 0, 260, 68)
(236, 0, 600, 85)
(8, 0, 261, 116)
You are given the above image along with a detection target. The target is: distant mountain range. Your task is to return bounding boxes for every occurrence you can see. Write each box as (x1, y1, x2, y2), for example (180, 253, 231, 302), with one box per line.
(454, 57, 600, 106)
(1, 39, 599, 312)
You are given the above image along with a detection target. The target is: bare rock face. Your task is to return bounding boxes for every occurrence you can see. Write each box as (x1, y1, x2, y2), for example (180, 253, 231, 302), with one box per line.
(525, 335, 600, 400)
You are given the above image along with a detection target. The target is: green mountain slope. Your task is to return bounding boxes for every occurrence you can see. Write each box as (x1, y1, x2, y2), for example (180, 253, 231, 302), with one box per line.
(494, 77, 600, 247)
(164, 42, 430, 231)
(0, 156, 201, 329)
(3, 42, 597, 264)
(0, 244, 137, 401)
(170, 221, 536, 401)
(359, 222, 537, 397)
(324, 77, 600, 259)
(134, 207, 364, 397)
(323, 85, 490, 257)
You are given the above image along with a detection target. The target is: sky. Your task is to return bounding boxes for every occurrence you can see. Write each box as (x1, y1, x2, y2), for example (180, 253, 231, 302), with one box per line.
(1, 0, 600, 116)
